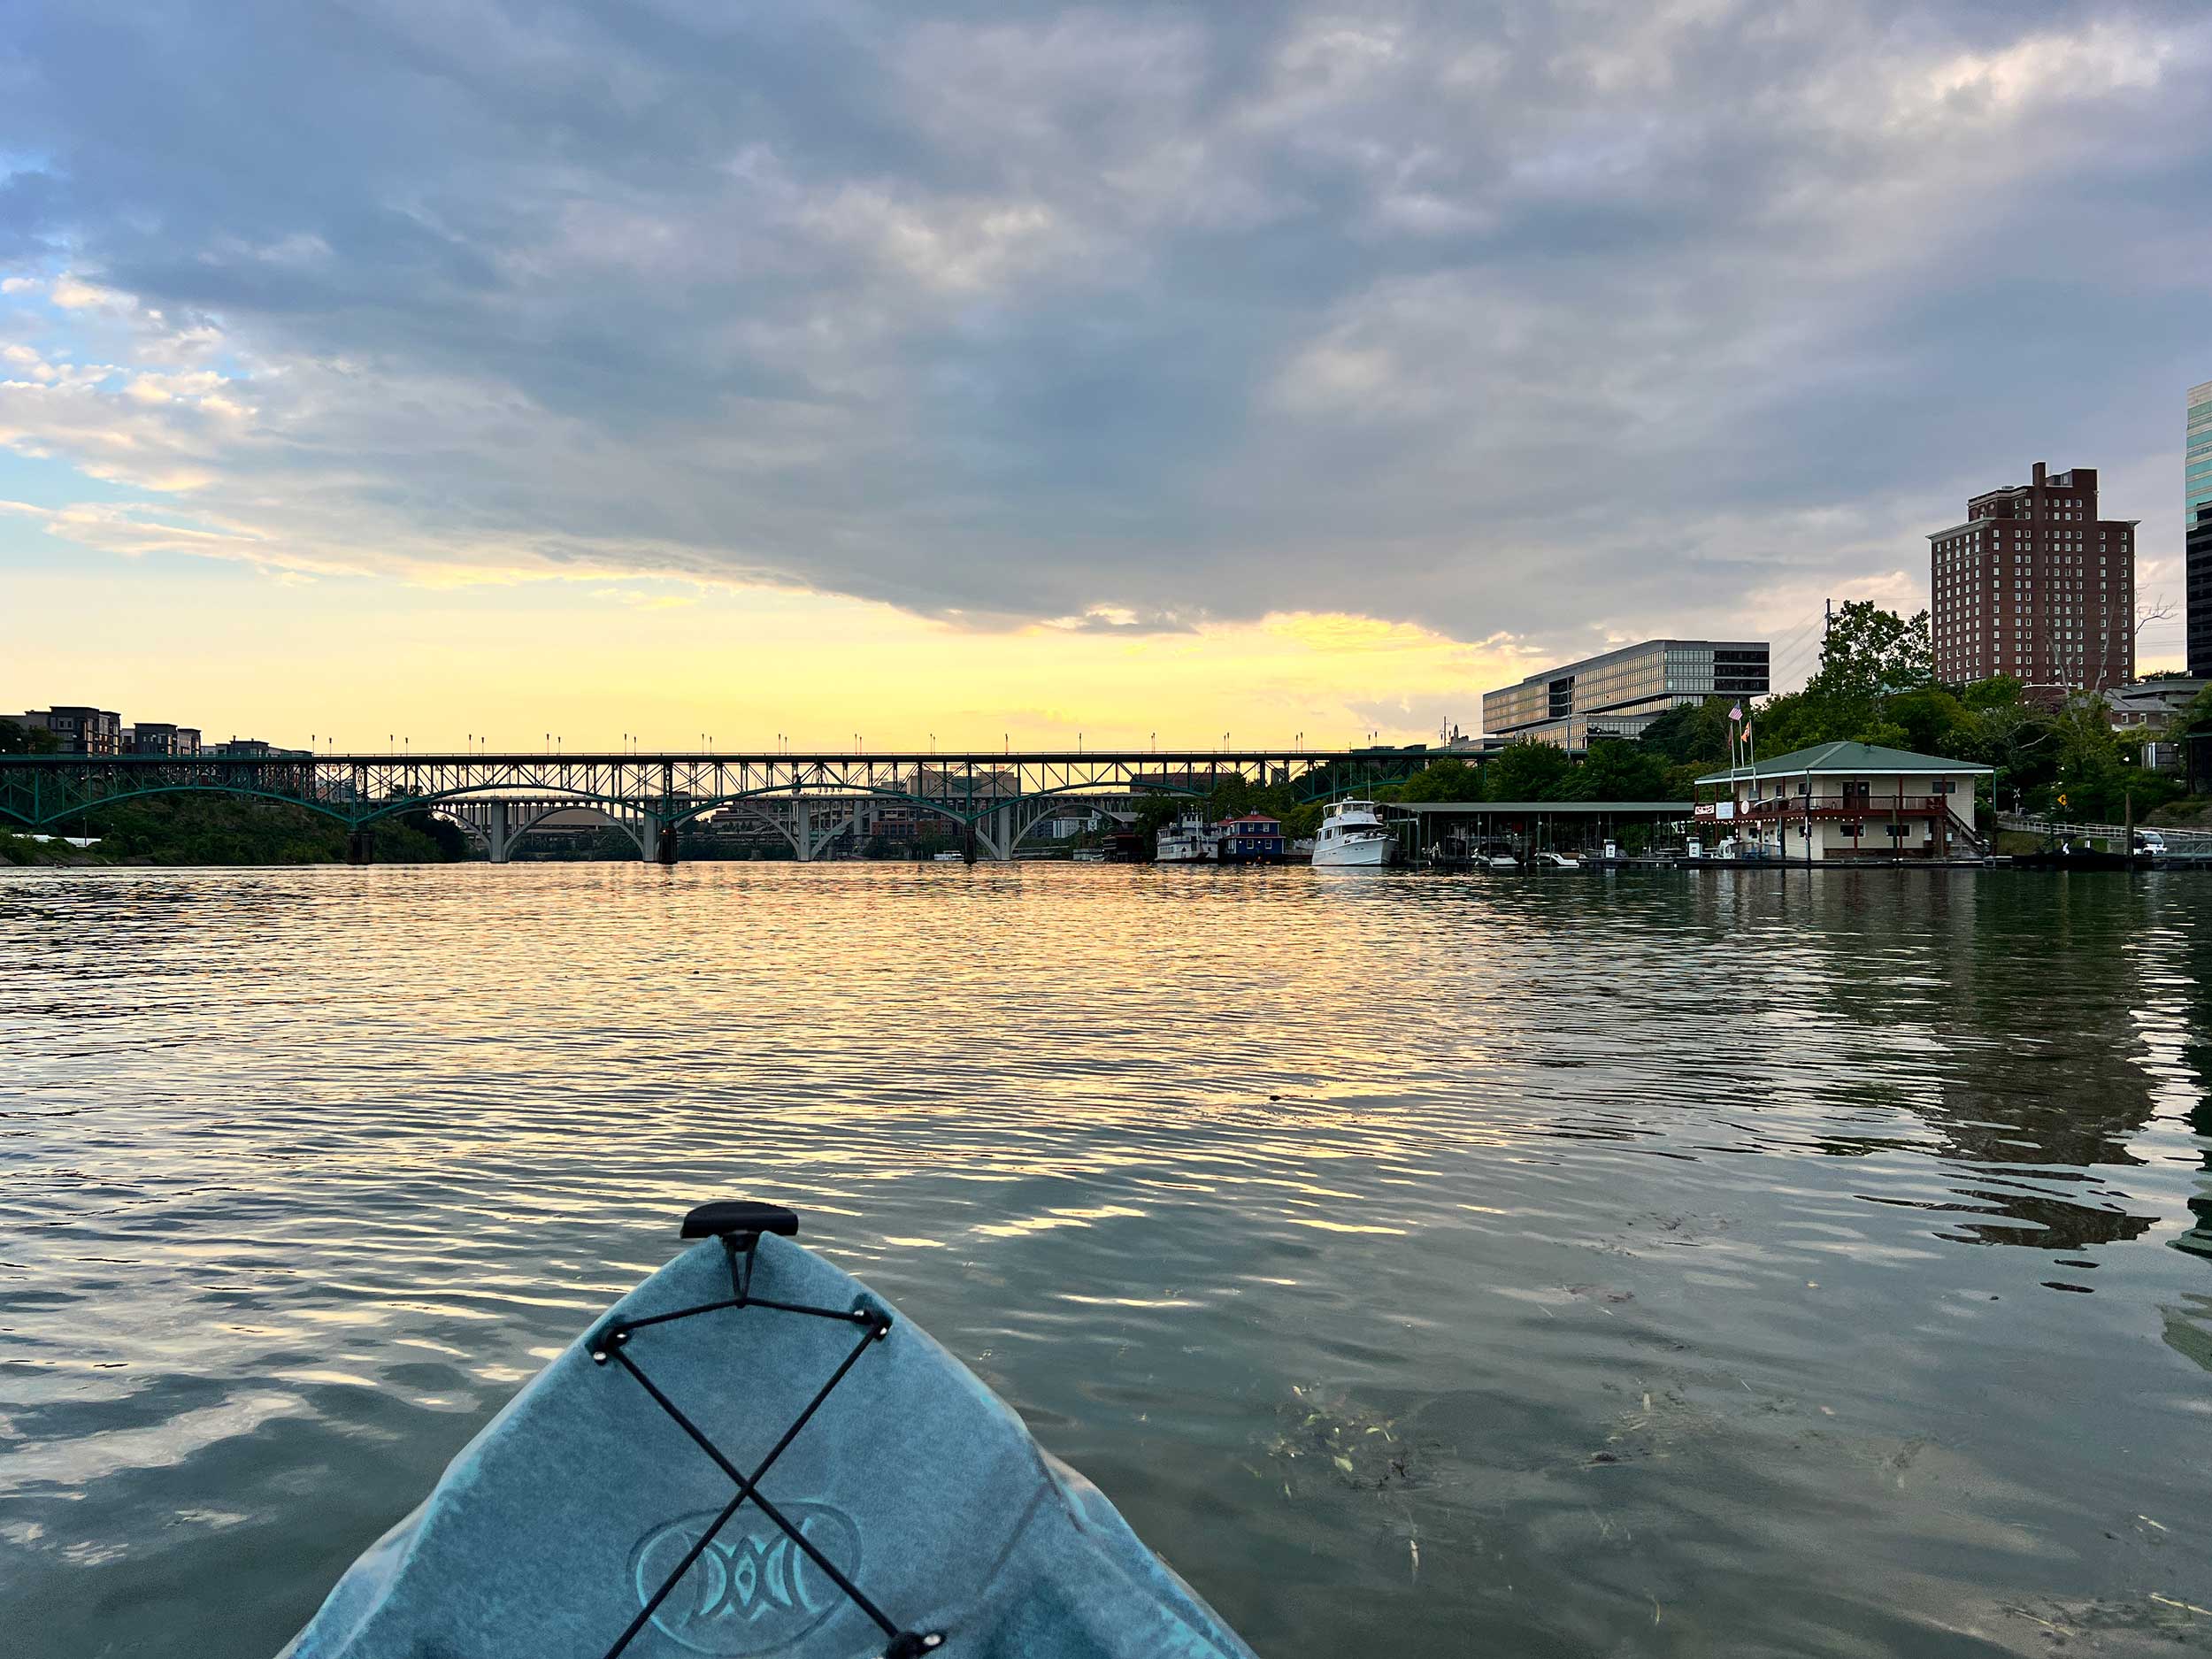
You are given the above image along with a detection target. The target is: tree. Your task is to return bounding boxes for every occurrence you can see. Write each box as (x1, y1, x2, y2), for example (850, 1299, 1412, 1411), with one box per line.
(1742, 687, 1836, 757)
(1809, 601, 1934, 706)
(0, 718, 58, 755)
(1880, 687, 1979, 759)
(1958, 674, 2025, 712)
(1977, 700, 2061, 810)
(1486, 741, 1571, 802)
(1567, 738, 1670, 802)
(1397, 757, 1482, 803)
(1747, 603, 1938, 757)
(1635, 698, 1732, 767)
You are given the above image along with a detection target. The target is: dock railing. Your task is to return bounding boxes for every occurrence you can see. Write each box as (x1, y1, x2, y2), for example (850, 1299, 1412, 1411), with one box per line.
(1996, 812, 2212, 849)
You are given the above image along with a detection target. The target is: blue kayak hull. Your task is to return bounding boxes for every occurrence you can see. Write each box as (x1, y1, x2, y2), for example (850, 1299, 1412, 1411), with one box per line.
(280, 1229, 1256, 1659)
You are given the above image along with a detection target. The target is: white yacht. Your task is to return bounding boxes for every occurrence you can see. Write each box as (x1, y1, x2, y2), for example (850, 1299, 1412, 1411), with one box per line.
(1311, 799, 1394, 867)
(1155, 813, 1216, 864)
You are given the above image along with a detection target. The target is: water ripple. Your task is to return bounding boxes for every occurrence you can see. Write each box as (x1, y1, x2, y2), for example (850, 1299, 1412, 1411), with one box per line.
(0, 864, 2208, 1656)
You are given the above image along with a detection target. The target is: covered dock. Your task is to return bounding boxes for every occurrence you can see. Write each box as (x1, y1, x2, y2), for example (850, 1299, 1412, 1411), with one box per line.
(1384, 800, 1696, 864)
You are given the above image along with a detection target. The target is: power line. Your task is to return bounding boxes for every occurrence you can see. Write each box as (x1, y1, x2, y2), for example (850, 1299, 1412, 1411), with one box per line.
(1764, 610, 1826, 692)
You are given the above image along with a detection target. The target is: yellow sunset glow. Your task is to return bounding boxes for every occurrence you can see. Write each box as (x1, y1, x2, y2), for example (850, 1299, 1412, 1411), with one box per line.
(11, 558, 1544, 752)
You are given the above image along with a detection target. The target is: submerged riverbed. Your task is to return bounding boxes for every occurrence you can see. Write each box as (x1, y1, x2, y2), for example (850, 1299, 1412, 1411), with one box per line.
(2, 864, 2208, 1656)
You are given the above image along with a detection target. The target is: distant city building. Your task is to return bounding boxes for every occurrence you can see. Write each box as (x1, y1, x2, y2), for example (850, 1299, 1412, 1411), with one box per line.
(207, 738, 308, 758)
(1482, 640, 1770, 750)
(1928, 461, 2136, 689)
(14, 706, 124, 755)
(905, 765, 1019, 800)
(2191, 380, 2212, 677)
(1694, 741, 1991, 861)
(126, 722, 203, 757)
(2101, 676, 2207, 734)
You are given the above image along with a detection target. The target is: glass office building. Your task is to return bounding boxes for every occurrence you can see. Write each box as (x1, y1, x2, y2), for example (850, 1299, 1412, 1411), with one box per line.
(2191, 380, 2212, 677)
(1482, 640, 1770, 749)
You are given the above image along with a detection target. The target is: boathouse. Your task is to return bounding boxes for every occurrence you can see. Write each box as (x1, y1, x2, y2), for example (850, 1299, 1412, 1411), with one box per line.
(1215, 811, 1286, 863)
(1694, 741, 1992, 860)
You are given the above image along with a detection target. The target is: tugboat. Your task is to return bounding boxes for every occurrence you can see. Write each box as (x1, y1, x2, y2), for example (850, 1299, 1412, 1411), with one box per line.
(1312, 799, 1394, 867)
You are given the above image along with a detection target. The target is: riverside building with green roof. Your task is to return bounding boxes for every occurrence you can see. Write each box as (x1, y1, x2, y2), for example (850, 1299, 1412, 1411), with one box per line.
(1694, 741, 1993, 861)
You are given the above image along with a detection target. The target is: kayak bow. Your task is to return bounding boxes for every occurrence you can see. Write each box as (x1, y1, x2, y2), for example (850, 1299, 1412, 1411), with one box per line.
(281, 1201, 1257, 1659)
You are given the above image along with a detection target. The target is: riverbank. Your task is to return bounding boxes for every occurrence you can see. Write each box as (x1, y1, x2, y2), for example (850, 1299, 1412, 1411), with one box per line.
(0, 796, 466, 867)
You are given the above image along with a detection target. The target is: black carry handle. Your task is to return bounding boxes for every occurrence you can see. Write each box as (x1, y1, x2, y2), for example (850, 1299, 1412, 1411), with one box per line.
(680, 1200, 800, 1240)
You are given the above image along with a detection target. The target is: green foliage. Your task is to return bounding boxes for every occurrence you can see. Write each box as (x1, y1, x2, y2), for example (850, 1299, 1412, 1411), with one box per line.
(396, 807, 471, 860)
(1751, 603, 1942, 757)
(1395, 758, 1481, 803)
(0, 718, 58, 755)
(1807, 600, 1934, 709)
(70, 794, 465, 865)
(1486, 741, 1571, 802)
(1564, 738, 1670, 802)
(1958, 674, 2025, 712)
(1635, 698, 1732, 766)
(1878, 687, 1976, 757)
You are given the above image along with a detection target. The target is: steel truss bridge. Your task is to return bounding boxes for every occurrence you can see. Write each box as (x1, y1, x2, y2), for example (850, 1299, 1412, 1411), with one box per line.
(0, 750, 1432, 864)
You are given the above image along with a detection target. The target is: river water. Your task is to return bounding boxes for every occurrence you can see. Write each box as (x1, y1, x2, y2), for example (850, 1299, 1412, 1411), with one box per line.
(2, 864, 2209, 1657)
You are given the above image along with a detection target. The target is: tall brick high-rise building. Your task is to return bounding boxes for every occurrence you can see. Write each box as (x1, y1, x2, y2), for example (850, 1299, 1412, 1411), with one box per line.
(1927, 462, 2135, 689)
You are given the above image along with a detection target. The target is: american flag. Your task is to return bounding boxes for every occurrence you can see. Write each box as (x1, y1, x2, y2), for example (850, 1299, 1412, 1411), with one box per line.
(1728, 703, 1743, 723)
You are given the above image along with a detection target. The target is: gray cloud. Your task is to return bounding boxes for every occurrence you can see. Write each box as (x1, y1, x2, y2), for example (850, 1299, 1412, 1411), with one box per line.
(3, 0, 2209, 658)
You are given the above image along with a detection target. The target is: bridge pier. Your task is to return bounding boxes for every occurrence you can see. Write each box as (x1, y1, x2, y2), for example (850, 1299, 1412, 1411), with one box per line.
(654, 823, 679, 865)
(346, 828, 376, 865)
(486, 800, 511, 865)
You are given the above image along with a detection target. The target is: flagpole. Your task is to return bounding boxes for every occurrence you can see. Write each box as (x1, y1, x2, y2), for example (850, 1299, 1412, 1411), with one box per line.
(1726, 703, 1743, 853)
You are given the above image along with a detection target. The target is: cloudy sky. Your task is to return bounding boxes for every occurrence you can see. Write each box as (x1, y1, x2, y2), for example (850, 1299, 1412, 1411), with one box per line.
(3, 0, 2208, 749)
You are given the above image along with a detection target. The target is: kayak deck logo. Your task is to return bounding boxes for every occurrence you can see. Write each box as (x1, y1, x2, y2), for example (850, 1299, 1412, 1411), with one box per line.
(630, 1504, 862, 1655)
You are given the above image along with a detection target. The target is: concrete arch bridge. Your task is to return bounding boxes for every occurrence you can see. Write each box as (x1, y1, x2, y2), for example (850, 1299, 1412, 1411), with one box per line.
(0, 749, 1432, 864)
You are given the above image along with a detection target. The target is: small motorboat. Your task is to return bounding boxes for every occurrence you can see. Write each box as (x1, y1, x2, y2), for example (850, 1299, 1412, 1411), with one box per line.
(1532, 851, 1583, 872)
(281, 1202, 1256, 1659)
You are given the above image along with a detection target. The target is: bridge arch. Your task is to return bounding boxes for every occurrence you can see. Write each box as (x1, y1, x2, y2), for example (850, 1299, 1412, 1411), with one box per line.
(1, 782, 358, 829)
(505, 802, 654, 862)
(357, 783, 649, 827)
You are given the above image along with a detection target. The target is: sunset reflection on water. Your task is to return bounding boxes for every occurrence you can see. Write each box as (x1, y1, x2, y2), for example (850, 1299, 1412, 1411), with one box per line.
(2, 862, 2208, 1656)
